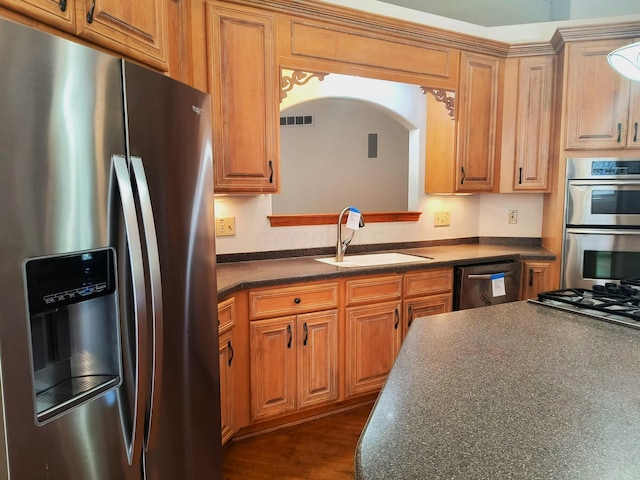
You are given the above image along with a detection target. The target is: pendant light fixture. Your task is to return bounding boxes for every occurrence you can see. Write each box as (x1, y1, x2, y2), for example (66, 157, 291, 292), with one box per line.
(607, 41, 640, 82)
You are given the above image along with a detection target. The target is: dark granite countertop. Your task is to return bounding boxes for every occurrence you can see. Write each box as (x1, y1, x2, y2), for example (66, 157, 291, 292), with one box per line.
(216, 244, 554, 297)
(355, 301, 640, 480)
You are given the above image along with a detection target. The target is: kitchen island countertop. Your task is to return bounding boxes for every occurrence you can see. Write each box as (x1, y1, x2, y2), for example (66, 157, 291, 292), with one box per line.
(356, 301, 640, 479)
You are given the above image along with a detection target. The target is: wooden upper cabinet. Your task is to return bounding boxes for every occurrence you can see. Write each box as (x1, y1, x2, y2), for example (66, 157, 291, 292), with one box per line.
(206, 2, 279, 193)
(1, 0, 167, 70)
(500, 55, 556, 192)
(3, 0, 75, 32)
(427, 51, 502, 194)
(456, 52, 502, 192)
(564, 39, 640, 150)
(76, 0, 168, 70)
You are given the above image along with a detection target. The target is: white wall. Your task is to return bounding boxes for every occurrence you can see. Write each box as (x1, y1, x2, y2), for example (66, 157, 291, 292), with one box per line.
(275, 99, 409, 214)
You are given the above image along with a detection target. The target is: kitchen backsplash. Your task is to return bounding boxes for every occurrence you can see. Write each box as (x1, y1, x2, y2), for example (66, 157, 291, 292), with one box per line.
(213, 193, 544, 255)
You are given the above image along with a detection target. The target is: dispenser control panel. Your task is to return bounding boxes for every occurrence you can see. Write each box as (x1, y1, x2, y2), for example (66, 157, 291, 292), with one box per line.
(24, 248, 116, 315)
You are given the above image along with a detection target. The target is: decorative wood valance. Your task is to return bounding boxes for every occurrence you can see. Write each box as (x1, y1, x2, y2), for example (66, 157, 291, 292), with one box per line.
(422, 88, 456, 119)
(280, 69, 329, 102)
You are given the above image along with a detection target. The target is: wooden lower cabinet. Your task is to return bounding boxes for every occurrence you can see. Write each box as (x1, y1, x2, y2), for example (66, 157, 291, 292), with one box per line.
(249, 310, 338, 421)
(520, 261, 552, 299)
(345, 300, 402, 397)
(218, 297, 236, 445)
(403, 293, 452, 337)
(219, 328, 235, 445)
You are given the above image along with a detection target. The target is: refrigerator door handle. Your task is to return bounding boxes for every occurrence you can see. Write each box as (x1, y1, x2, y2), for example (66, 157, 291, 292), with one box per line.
(130, 156, 164, 451)
(113, 155, 149, 466)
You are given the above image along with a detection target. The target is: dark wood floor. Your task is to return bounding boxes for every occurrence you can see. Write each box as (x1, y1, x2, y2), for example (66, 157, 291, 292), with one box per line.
(223, 403, 373, 480)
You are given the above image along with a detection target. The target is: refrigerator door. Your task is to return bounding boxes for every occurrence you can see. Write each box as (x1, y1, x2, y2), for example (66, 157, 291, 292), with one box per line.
(0, 18, 142, 480)
(122, 62, 222, 479)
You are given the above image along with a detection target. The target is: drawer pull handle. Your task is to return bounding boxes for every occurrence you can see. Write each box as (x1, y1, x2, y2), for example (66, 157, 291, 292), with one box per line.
(394, 308, 400, 330)
(634, 122, 639, 143)
(59, 0, 66, 12)
(294, 297, 301, 304)
(227, 340, 234, 367)
(529, 269, 534, 287)
(408, 306, 414, 327)
(303, 322, 308, 346)
(287, 325, 292, 349)
(268, 160, 274, 184)
(460, 166, 466, 185)
(518, 167, 523, 185)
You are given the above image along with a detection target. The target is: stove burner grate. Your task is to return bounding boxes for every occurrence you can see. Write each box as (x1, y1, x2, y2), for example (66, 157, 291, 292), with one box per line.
(537, 287, 640, 322)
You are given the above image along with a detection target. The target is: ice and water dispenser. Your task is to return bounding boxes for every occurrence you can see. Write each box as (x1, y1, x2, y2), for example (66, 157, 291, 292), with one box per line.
(23, 248, 122, 422)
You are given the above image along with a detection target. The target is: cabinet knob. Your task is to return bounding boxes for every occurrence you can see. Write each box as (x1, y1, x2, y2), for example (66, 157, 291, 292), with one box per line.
(294, 297, 301, 304)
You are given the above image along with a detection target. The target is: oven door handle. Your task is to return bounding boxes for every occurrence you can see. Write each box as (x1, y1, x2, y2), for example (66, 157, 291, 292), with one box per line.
(565, 228, 640, 235)
(568, 180, 640, 187)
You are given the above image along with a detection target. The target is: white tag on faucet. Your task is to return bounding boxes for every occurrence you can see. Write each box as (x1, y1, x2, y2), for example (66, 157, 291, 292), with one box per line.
(346, 210, 361, 230)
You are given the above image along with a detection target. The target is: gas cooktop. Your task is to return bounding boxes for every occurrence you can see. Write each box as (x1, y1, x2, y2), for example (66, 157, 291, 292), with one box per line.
(529, 278, 640, 329)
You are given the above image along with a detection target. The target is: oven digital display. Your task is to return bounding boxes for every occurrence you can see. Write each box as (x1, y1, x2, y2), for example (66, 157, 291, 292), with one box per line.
(591, 160, 640, 176)
(591, 190, 640, 215)
(583, 250, 640, 280)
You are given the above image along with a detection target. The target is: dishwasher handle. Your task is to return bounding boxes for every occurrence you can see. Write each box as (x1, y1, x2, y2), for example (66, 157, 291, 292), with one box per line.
(466, 270, 518, 280)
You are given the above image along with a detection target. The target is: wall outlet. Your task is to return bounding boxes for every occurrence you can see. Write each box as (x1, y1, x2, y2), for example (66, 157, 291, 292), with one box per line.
(508, 210, 518, 224)
(216, 217, 236, 237)
(434, 211, 450, 227)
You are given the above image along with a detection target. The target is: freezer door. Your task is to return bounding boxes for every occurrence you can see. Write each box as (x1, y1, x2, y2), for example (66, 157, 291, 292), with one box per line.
(122, 62, 222, 479)
(0, 18, 142, 480)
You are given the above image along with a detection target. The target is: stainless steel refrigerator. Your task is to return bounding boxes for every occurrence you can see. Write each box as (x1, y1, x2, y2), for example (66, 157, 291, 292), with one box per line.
(0, 17, 222, 479)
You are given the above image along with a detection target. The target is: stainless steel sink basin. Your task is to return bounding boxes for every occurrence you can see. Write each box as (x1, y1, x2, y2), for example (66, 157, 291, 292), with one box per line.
(315, 252, 432, 268)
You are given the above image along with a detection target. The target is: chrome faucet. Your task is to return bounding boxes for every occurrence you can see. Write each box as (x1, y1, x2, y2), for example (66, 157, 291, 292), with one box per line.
(336, 206, 366, 262)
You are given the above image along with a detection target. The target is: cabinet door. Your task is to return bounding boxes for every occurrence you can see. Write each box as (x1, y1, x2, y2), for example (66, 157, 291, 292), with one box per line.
(521, 261, 552, 300)
(207, 2, 279, 193)
(456, 52, 501, 192)
(297, 310, 338, 409)
(628, 81, 640, 149)
(2, 0, 75, 32)
(565, 40, 631, 150)
(76, 0, 168, 71)
(346, 301, 402, 397)
(219, 329, 234, 445)
(403, 293, 452, 338)
(513, 56, 555, 191)
(250, 316, 296, 421)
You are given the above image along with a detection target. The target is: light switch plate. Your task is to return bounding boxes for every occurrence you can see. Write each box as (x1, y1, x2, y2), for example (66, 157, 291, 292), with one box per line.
(434, 211, 450, 227)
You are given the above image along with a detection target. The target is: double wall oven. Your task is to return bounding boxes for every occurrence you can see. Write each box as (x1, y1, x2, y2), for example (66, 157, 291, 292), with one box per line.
(562, 158, 640, 289)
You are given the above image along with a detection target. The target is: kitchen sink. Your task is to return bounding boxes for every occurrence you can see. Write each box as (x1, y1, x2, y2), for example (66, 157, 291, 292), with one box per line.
(315, 252, 432, 268)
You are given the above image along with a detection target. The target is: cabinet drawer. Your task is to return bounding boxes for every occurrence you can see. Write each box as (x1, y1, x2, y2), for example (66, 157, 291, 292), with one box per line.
(249, 282, 339, 320)
(218, 297, 235, 333)
(346, 275, 402, 306)
(404, 268, 453, 298)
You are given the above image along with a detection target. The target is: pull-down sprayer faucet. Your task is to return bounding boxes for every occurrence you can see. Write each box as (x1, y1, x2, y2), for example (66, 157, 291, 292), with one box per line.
(336, 206, 366, 262)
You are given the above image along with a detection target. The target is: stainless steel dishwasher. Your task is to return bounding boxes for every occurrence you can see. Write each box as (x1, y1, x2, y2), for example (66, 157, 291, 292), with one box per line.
(454, 261, 521, 310)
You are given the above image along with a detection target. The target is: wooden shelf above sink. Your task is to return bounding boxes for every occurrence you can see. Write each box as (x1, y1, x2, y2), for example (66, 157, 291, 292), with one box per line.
(268, 211, 422, 227)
